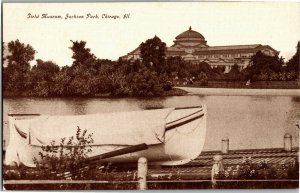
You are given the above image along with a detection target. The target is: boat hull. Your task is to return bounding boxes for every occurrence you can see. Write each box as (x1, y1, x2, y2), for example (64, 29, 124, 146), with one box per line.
(5, 106, 207, 166)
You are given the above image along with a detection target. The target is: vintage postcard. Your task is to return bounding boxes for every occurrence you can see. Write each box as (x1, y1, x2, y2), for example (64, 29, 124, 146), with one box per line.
(2, 2, 300, 190)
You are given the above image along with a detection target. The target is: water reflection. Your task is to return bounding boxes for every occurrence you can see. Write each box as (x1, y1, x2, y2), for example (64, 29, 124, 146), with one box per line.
(292, 96, 300, 102)
(3, 95, 300, 151)
(4, 98, 30, 115)
(62, 98, 88, 115)
(134, 98, 166, 110)
(250, 95, 273, 102)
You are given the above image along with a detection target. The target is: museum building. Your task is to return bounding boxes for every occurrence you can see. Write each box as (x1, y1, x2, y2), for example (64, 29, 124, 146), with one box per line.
(122, 27, 279, 73)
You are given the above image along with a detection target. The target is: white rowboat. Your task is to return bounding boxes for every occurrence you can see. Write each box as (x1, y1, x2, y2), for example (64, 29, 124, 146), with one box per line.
(5, 106, 207, 167)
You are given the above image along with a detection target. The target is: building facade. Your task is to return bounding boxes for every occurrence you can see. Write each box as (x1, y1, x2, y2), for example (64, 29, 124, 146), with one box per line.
(122, 27, 279, 73)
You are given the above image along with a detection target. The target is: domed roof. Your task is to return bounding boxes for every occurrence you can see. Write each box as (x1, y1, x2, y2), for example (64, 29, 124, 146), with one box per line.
(175, 26, 205, 40)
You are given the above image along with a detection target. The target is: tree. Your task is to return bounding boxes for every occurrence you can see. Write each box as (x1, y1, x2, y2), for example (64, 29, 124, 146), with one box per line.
(105, 66, 127, 96)
(117, 36, 174, 97)
(286, 42, 300, 79)
(225, 64, 243, 80)
(212, 66, 226, 80)
(198, 72, 208, 86)
(186, 62, 219, 80)
(125, 64, 164, 97)
(52, 66, 73, 96)
(4, 40, 36, 94)
(166, 56, 190, 79)
(140, 36, 167, 74)
(66, 41, 103, 96)
(29, 60, 60, 96)
(67, 65, 95, 96)
(70, 41, 98, 69)
(245, 51, 284, 81)
(198, 62, 213, 73)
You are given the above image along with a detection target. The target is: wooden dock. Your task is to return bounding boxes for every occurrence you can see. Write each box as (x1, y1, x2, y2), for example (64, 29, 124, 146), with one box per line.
(3, 133, 299, 190)
(3, 147, 299, 190)
(147, 147, 299, 180)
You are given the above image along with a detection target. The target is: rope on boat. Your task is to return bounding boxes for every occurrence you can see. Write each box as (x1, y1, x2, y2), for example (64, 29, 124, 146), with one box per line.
(166, 108, 203, 125)
(165, 113, 204, 131)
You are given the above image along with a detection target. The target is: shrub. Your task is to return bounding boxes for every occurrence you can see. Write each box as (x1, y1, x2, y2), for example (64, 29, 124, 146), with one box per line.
(216, 157, 299, 180)
(32, 127, 94, 180)
(198, 72, 208, 86)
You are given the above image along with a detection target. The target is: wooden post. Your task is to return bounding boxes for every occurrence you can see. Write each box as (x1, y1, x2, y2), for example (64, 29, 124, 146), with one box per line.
(137, 157, 147, 190)
(85, 183, 91, 189)
(284, 133, 292, 152)
(221, 137, 229, 154)
(211, 154, 224, 189)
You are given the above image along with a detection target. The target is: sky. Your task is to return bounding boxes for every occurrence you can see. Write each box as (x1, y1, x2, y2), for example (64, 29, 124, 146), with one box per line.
(3, 2, 300, 66)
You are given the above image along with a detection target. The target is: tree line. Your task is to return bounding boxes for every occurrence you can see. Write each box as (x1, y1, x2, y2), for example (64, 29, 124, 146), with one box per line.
(3, 38, 299, 97)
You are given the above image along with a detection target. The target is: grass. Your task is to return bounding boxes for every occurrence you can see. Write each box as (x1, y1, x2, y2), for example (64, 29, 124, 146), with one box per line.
(162, 87, 188, 96)
(179, 80, 300, 89)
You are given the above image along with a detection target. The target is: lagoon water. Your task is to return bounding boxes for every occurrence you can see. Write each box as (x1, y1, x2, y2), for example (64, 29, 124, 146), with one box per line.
(3, 94, 300, 151)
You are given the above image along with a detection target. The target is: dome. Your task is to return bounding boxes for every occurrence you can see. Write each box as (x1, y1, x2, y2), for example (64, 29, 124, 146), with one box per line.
(175, 26, 205, 40)
(172, 26, 208, 47)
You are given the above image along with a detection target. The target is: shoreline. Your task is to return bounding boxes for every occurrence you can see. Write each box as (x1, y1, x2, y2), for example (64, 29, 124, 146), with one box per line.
(179, 80, 300, 90)
(176, 87, 300, 96)
(4, 86, 300, 98)
(2, 88, 188, 99)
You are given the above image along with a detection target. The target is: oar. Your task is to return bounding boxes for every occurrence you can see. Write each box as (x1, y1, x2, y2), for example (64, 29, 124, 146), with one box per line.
(54, 143, 148, 179)
(80, 143, 148, 164)
(57, 143, 148, 178)
(145, 105, 202, 110)
(8, 113, 40, 116)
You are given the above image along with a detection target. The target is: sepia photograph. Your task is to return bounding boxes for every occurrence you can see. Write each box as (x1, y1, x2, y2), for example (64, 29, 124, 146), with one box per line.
(2, 2, 300, 190)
